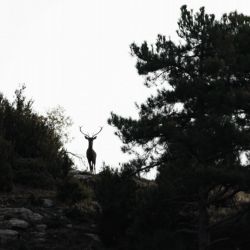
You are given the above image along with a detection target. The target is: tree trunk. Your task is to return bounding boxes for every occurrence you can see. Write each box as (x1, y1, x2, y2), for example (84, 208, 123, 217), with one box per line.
(198, 201, 210, 250)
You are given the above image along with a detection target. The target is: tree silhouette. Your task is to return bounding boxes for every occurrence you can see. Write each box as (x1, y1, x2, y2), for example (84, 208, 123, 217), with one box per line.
(0, 86, 73, 189)
(109, 6, 250, 250)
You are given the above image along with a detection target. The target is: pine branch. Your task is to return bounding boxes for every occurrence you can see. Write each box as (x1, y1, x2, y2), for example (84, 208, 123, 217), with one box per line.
(209, 206, 250, 230)
(209, 187, 241, 206)
(66, 151, 83, 160)
(208, 237, 230, 247)
(173, 228, 197, 235)
(128, 161, 161, 177)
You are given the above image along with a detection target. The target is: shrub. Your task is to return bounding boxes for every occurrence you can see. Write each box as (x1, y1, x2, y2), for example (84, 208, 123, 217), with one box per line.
(0, 136, 13, 192)
(0, 162, 13, 192)
(12, 158, 55, 188)
(57, 177, 94, 204)
(94, 166, 138, 247)
(65, 200, 100, 221)
(0, 86, 73, 189)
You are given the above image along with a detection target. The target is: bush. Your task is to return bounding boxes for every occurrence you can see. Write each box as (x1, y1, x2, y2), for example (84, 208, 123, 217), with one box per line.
(12, 158, 55, 188)
(0, 86, 73, 189)
(65, 200, 100, 221)
(57, 177, 94, 204)
(95, 166, 180, 250)
(0, 162, 13, 192)
(0, 136, 13, 192)
(94, 166, 138, 247)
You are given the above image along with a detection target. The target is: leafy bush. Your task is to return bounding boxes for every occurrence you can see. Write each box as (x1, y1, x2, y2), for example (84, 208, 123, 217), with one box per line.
(65, 200, 100, 221)
(0, 162, 13, 192)
(95, 166, 183, 250)
(94, 166, 139, 247)
(57, 177, 93, 204)
(12, 158, 55, 188)
(0, 136, 13, 191)
(0, 86, 73, 190)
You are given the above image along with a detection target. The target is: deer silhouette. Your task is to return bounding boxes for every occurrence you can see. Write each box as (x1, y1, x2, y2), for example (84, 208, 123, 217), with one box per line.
(79, 126, 103, 174)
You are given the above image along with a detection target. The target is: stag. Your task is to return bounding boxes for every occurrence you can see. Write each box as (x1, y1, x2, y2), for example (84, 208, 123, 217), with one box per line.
(79, 126, 103, 174)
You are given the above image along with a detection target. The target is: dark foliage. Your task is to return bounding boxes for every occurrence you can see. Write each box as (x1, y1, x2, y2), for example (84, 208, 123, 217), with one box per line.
(12, 158, 55, 188)
(95, 166, 192, 250)
(57, 177, 93, 204)
(94, 167, 139, 248)
(0, 136, 13, 191)
(108, 5, 250, 250)
(0, 86, 73, 190)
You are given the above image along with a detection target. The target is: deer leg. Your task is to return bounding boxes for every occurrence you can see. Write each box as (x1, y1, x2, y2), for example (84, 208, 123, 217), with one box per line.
(93, 160, 96, 174)
(88, 160, 93, 173)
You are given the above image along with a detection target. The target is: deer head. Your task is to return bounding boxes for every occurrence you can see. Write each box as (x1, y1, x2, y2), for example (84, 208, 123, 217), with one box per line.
(79, 126, 103, 144)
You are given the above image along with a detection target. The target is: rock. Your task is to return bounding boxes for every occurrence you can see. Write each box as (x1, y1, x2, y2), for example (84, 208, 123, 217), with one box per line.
(36, 224, 47, 231)
(35, 237, 46, 242)
(32, 231, 46, 242)
(0, 229, 19, 242)
(90, 223, 97, 229)
(69, 169, 81, 175)
(74, 174, 92, 181)
(42, 198, 54, 208)
(90, 201, 102, 214)
(0, 207, 43, 222)
(29, 212, 43, 222)
(85, 233, 101, 242)
(8, 218, 29, 229)
(34, 232, 46, 238)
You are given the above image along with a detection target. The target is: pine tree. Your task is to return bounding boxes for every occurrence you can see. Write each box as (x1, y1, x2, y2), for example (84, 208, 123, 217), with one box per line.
(109, 6, 250, 250)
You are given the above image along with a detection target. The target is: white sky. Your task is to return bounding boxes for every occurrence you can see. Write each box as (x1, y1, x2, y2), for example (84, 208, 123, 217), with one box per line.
(0, 0, 250, 173)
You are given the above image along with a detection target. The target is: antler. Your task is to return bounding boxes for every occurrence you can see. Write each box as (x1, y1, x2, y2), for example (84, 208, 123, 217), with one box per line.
(79, 126, 90, 137)
(92, 127, 103, 137)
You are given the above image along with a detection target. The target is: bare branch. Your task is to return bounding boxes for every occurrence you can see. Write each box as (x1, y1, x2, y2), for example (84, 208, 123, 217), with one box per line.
(173, 228, 197, 235)
(209, 206, 249, 230)
(129, 161, 161, 177)
(209, 187, 241, 206)
(151, 70, 168, 82)
(66, 151, 83, 160)
(209, 237, 230, 247)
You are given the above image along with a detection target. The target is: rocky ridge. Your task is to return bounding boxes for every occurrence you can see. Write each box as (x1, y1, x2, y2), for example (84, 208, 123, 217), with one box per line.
(0, 172, 104, 250)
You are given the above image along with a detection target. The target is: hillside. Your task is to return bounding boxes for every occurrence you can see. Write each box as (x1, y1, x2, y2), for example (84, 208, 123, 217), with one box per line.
(0, 173, 103, 250)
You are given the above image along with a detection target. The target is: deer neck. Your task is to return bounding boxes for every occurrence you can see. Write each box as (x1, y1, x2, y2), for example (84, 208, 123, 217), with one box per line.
(88, 141, 94, 149)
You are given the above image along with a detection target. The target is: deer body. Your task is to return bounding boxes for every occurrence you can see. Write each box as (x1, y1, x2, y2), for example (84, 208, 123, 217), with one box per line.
(86, 137, 97, 173)
(80, 126, 102, 174)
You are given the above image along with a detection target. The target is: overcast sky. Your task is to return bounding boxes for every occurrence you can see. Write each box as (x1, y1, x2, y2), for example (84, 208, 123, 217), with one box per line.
(0, 0, 249, 173)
